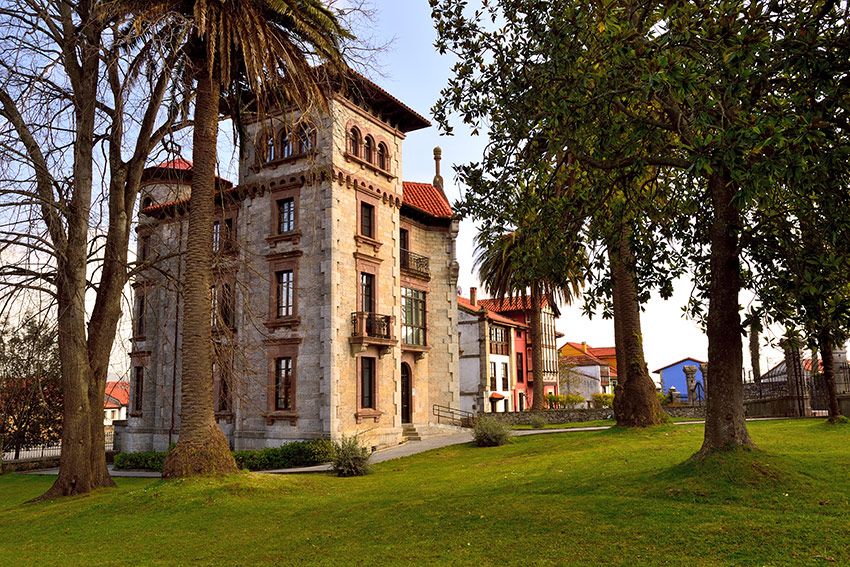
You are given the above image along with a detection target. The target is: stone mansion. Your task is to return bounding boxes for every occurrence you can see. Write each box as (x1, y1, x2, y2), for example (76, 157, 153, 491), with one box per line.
(119, 73, 461, 452)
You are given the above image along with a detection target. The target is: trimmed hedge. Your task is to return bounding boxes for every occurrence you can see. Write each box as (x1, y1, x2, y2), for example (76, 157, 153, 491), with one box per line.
(114, 439, 335, 472)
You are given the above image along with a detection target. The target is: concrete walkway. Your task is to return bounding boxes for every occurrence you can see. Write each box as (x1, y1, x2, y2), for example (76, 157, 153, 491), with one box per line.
(27, 418, 781, 478)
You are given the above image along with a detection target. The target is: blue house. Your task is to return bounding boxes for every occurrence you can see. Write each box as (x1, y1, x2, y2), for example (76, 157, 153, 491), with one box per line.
(653, 358, 706, 401)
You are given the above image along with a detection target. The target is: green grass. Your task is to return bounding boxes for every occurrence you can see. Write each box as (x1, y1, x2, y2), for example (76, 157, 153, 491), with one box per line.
(511, 416, 699, 429)
(1, 419, 848, 566)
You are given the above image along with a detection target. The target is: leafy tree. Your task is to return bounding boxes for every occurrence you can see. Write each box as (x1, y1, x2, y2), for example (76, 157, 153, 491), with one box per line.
(0, 318, 62, 464)
(431, 0, 850, 455)
(115, 0, 351, 477)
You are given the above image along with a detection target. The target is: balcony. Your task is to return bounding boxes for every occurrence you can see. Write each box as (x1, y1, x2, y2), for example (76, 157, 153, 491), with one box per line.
(400, 249, 430, 279)
(350, 311, 396, 356)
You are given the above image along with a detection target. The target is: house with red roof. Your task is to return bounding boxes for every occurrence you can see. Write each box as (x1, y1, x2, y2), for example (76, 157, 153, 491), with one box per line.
(121, 71, 461, 453)
(559, 342, 620, 395)
(476, 296, 561, 405)
(103, 380, 130, 426)
(458, 288, 531, 413)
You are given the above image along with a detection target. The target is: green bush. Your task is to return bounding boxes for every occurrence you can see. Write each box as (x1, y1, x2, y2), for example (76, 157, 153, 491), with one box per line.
(592, 393, 615, 409)
(528, 414, 548, 429)
(332, 435, 371, 477)
(657, 392, 670, 406)
(113, 450, 167, 472)
(472, 416, 512, 447)
(563, 393, 586, 408)
(115, 439, 335, 472)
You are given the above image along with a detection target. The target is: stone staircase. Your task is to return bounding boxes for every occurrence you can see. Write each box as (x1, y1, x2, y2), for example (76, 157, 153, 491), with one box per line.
(401, 424, 422, 442)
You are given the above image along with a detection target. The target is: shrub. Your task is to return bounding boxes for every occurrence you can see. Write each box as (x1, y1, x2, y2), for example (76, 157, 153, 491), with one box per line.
(546, 393, 558, 409)
(113, 450, 166, 472)
(472, 416, 512, 447)
(563, 393, 586, 408)
(528, 414, 548, 429)
(828, 415, 850, 425)
(592, 393, 615, 409)
(657, 392, 670, 406)
(332, 435, 371, 477)
(233, 439, 336, 471)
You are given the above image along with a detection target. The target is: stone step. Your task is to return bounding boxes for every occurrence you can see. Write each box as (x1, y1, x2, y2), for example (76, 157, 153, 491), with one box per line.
(401, 424, 421, 442)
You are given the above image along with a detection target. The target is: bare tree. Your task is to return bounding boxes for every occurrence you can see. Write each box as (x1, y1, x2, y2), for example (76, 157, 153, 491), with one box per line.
(0, 0, 185, 497)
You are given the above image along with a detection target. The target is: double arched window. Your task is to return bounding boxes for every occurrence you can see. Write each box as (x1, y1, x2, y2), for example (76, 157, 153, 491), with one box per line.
(349, 127, 362, 157)
(279, 130, 294, 159)
(299, 126, 315, 154)
(265, 134, 276, 162)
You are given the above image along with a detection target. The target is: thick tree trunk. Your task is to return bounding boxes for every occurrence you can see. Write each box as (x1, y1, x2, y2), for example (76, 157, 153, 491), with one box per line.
(697, 171, 754, 457)
(529, 284, 546, 411)
(607, 227, 665, 427)
(816, 330, 842, 420)
(749, 321, 761, 382)
(162, 70, 236, 478)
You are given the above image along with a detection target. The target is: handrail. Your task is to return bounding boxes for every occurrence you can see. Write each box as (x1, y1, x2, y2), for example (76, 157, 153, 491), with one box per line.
(433, 404, 475, 428)
(400, 249, 430, 278)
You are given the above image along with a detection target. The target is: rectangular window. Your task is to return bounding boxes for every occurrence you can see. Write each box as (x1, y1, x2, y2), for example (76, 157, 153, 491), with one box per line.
(277, 198, 295, 234)
(361, 357, 376, 409)
(139, 236, 150, 262)
(221, 283, 235, 328)
(215, 360, 232, 413)
(210, 285, 218, 327)
(213, 220, 221, 252)
(360, 272, 375, 313)
(133, 366, 144, 413)
(399, 228, 409, 251)
(502, 362, 509, 390)
(489, 326, 509, 355)
(490, 362, 497, 390)
(360, 202, 374, 238)
(274, 357, 293, 411)
(516, 353, 524, 382)
(401, 287, 426, 346)
(134, 295, 146, 337)
(276, 270, 294, 318)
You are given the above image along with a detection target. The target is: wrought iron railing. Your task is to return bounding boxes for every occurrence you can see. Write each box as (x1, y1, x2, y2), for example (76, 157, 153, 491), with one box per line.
(433, 404, 475, 428)
(400, 249, 430, 278)
(351, 312, 394, 340)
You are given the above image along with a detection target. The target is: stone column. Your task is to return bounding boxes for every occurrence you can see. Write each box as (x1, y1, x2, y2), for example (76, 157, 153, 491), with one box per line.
(832, 350, 848, 394)
(683, 365, 697, 405)
(699, 363, 708, 401)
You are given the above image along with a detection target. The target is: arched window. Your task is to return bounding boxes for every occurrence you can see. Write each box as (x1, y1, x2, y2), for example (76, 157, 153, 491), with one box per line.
(279, 130, 293, 159)
(299, 126, 315, 154)
(364, 135, 374, 164)
(349, 127, 361, 157)
(265, 134, 276, 162)
(377, 143, 388, 171)
(141, 196, 153, 210)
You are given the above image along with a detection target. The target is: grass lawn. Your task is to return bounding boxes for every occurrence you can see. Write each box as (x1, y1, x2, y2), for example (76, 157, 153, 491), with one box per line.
(510, 416, 699, 429)
(1, 419, 848, 566)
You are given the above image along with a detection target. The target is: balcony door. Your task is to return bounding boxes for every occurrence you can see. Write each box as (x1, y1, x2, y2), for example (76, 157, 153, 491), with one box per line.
(401, 363, 412, 424)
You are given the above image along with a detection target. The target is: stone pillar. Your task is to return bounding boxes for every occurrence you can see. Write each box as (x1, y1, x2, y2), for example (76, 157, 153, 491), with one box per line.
(683, 365, 697, 405)
(669, 387, 681, 404)
(832, 350, 848, 394)
(699, 363, 708, 401)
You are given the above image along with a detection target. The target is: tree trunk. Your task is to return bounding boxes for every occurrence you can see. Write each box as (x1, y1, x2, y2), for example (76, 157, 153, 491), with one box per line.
(607, 226, 665, 427)
(749, 320, 761, 382)
(529, 284, 546, 411)
(816, 329, 842, 420)
(697, 171, 754, 457)
(162, 69, 237, 478)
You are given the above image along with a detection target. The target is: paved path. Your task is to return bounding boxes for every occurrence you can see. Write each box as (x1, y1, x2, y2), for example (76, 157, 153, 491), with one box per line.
(25, 418, 787, 478)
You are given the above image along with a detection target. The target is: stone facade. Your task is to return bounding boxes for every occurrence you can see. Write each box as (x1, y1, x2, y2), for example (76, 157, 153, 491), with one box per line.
(121, 76, 460, 452)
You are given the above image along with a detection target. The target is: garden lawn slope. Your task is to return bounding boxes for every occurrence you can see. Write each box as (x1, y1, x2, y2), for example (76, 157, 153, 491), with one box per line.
(0, 419, 848, 566)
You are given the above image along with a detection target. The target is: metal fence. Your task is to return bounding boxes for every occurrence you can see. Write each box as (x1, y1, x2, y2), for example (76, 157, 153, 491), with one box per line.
(2, 430, 114, 463)
(743, 363, 850, 411)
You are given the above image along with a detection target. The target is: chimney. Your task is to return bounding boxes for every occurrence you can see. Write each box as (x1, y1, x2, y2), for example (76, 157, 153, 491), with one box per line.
(581, 341, 588, 354)
(470, 287, 477, 306)
(433, 147, 444, 191)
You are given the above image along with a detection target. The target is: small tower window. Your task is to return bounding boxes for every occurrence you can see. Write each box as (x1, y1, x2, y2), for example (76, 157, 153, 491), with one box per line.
(364, 135, 374, 163)
(349, 127, 361, 157)
(280, 130, 293, 159)
(377, 143, 388, 170)
(265, 134, 276, 162)
(299, 126, 315, 154)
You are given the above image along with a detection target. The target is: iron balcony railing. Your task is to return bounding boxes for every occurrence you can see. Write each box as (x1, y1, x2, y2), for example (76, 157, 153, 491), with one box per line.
(400, 249, 430, 278)
(351, 312, 394, 340)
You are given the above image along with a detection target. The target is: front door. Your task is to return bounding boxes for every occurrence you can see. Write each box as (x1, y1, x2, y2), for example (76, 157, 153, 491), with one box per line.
(401, 364, 412, 424)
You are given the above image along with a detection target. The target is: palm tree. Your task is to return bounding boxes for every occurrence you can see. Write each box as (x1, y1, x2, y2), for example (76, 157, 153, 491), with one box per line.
(115, 0, 350, 477)
(475, 207, 584, 411)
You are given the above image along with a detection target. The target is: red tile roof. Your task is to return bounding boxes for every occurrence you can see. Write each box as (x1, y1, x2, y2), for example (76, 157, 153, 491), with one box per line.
(458, 296, 529, 328)
(478, 296, 549, 313)
(104, 381, 130, 409)
(561, 353, 608, 368)
(141, 198, 190, 215)
(402, 181, 453, 219)
(156, 158, 193, 170)
(561, 342, 617, 359)
(141, 157, 234, 189)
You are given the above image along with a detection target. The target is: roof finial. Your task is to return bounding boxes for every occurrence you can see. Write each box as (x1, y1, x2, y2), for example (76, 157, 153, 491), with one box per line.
(433, 146, 444, 191)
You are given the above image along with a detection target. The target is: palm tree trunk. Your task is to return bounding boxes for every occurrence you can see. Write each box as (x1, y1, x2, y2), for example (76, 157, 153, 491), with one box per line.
(529, 284, 546, 411)
(749, 320, 761, 382)
(162, 69, 236, 478)
(697, 170, 754, 457)
(816, 328, 842, 421)
(607, 226, 664, 426)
